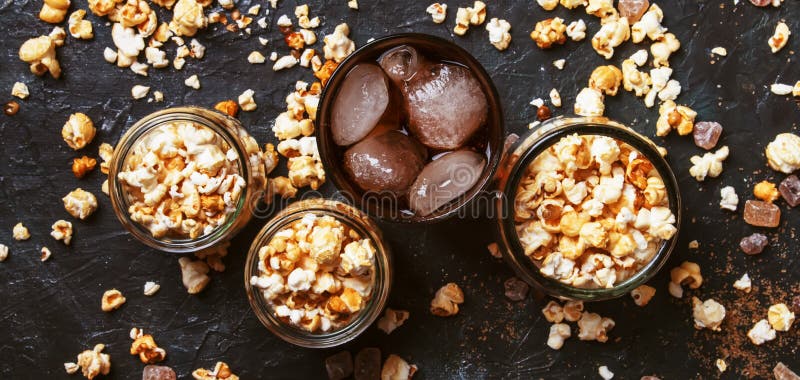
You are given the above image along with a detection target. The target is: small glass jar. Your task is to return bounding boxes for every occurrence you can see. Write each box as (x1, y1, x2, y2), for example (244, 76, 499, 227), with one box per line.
(109, 107, 266, 253)
(495, 116, 682, 301)
(244, 198, 392, 348)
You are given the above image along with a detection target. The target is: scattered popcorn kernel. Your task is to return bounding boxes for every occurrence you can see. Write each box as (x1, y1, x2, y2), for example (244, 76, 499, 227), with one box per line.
(238, 89, 257, 111)
(560, 0, 587, 9)
(486, 242, 502, 258)
(530, 17, 567, 49)
(748, 319, 776, 345)
(39, 0, 70, 24)
(553, 59, 565, 70)
(184, 74, 201, 89)
(247, 51, 266, 64)
(75, 344, 111, 380)
(323, 23, 355, 63)
(214, 100, 238, 117)
(51, 220, 73, 245)
(486, 18, 512, 51)
(650, 33, 680, 67)
(13, 222, 30, 241)
(381, 355, 417, 380)
(62, 113, 96, 150)
(688, 240, 699, 249)
(563, 300, 584, 321)
(631, 284, 655, 306)
(101, 289, 126, 312)
(767, 303, 795, 332)
(668, 281, 683, 298)
(0, 244, 8, 262)
(377, 308, 410, 334)
(68, 10, 94, 39)
(754, 181, 779, 203)
(670, 261, 702, 290)
(656, 100, 695, 137)
(143, 281, 160, 296)
(11, 82, 29, 99)
(131, 85, 151, 100)
(426, 3, 447, 23)
(733, 273, 752, 292)
(574, 87, 605, 116)
(72, 156, 97, 178)
(549, 88, 562, 107)
(19, 35, 61, 78)
(631, 4, 665, 43)
(692, 297, 726, 331)
(273, 55, 298, 71)
(430, 282, 464, 317)
(347, 0, 358, 9)
(130, 331, 167, 364)
(688, 146, 728, 181)
(719, 186, 738, 211)
(577, 312, 615, 342)
(765, 133, 800, 174)
(542, 300, 565, 323)
(40, 246, 52, 262)
(591, 17, 630, 59)
(743, 200, 780, 228)
(716, 359, 727, 373)
(589, 65, 623, 96)
(64, 362, 79, 374)
(547, 323, 571, 350)
(772, 83, 794, 96)
(621, 59, 651, 97)
(566, 19, 587, 41)
(63, 188, 98, 220)
(179, 256, 210, 294)
(768, 21, 790, 53)
(192, 361, 239, 380)
(169, 0, 208, 37)
(711, 46, 727, 56)
(537, 0, 558, 10)
(598, 366, 614, 380)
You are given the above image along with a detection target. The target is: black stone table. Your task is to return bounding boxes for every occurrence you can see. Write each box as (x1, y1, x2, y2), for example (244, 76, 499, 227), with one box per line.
(0, 0, 798, 378)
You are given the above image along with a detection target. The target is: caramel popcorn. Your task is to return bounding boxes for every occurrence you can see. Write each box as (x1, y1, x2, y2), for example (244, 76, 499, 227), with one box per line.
(381, 355, 417, 380)
(631, 4, 665, 43)
(250, 213, 376, 332)
(692, 297, 726, 331)
(765, 133, 800, 174)
(631, 284, 655, 306)
(515, 134, 675, 289)
(542, 300, 565, 323)
(19, 35, 61, 78)
(574, 87, 605, 117)
(377, 308, 410, 334)
(733, 273, 751, 293)
(98, 143, 114, 174)
(101, 289, 126, 311)
(430, 282, 465, 317)
(650, 33, 680, 68)
(589, 65, 623, 96)
(748, 319, 776, 345)
(621, 58, 651, 98)
(486, 18, 512, 51)
(63, 188, 98, 220)
(72, 156, 97, 178)
(75, 344, 111, 380)
(563, 300, 584, 321)
(454, 1, 486, 35)
(655, 100, 695, 136)
(547, 323, 571, 350)
(688, 146, 729, 182)
(754, 181, 780, 203)
(767, 303, 795, 332)
(768, 21, 790, 53)
(169, 0, 207, 36)
(591, 17, 630, 59)
(530, 17, 567, 49)
(323, 23, 355, 63)
(192, 361, 239, 380)
(577, 312, 615, 342)
(62, 113, 96, 151)
(266, 177, 298, 201)
(426, 3, 447, 23)
(566, 19, 587, 41)
(13, 222, 31, 241)
(69, 10, 94, 39)
(129, 328, 166, 364)
(117, 121, 258, 239)
(560, 0, 587, 9)
(51, 220, 73, 245)
(537, 0, 558, 10)
(214, 100, 239, 117)
(39, 0, 70, 24)
(179, 257, 211, 294)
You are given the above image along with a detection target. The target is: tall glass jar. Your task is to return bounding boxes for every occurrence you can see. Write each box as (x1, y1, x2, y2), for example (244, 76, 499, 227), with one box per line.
(109, 107, 266, 253)
(495, 116, 682, 301)
(244, 198, 392, 348)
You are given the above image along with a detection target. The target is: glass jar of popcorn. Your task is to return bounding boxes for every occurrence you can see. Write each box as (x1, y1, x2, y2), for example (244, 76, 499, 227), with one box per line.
(109, 107, 266, 252)
(495, 116, 681, 301)
(244, 198, 392, 348)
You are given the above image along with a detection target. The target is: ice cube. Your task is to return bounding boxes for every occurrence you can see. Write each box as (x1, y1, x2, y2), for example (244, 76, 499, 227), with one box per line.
(404, 63, 488, 150)
(408, 150, 486, 216)
(344, 131, 427, 194)
(378, 45, 424, 85)
(331, 63, 392, 146)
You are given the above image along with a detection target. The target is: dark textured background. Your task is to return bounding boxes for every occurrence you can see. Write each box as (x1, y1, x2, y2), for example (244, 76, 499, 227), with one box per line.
(1, 0, 799, 378)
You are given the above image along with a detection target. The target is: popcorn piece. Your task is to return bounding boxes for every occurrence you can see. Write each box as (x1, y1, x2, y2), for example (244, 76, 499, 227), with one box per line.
(630, 49, 648, 66)
(591, 17, 630, 59)
(430, 282, 464, 317)
(767, 303, 795, 332)
(599, 366, 614, 380)
(13, 223, 30, 241)
(560, 0, 587, 8)
(589, 65, 623, 96)
(563, 300, 583, 321)
(754, 181, 779, 203)
(538, 0, 558, 10)
(347, 0, 358, 9)
(132, 85, 150, 99)
(248, 51, 266, 64)
(716, 359, 727, 373)
(179, 257, 210, 294)
(143, 281, 160, 296)
(68, 10, 94, 39)
(549, 88, 562, 107)
(547, 323, 571, 350)
(530, 17, 567, 49)
(0, 244, 8, 262)
(19, 35, 61, 78)
(574, 87, 605, 117)
(772, 83, 793, 95)
(40, 247, 52, 262)
(238, 89, 257, 111)
(621, 59, 651, 97)
(765, 133, 800, 173)
(111, 23, 145, 67)
(101, 289, 126, 312)
(75, 344, 111, 380)
(577, 312, 615, 342)
(51, 220, 73, 245)
(768, 21, 790, 53)
(733, 273, 752, 292)
(454, 1, 486, 35)
(287, 156, 325, 189)
(64, 362, 79, 374)
(323, 24, 355, 63)
(381, 355, 417, 380)
(566, 19, 587, 41)
(104, 47, 118, 64)
(486, 242, 502, 258)
(39, 0, 70, 23)
(670, 261, 702, 291)
(214, 100, 238, 117)
(688, 146, 729, 181)
(553, 59, 565, 70)
(377, 308, 410, 334)
(192, 362, 239, 380)
(98, 143, 114, 174)
(711, 46, 727, 56)
(486, 18, 512, 51)
(63, 188, 99, 220)
(748, 319, 776, 345)
(719, 186, 738, 211)
(630, 284, 655, 306)
(62, 113, 96, 151)
(11, 82, 29, 99)
(655, 100, 696, 136)
(272, 55, 298, 71)
(72, 156, 97, 179)
(692, 297, 726, 331)
(184, 74, 201, 89)
(542, 300, 565, 323)
(650, 33, 680, 67)
(668, 281, 683, 298)
(169, 0, 207, 37)
(631, 4, 665, 43)
(130, 331, 167, 364)
(426, 3, 447, 23)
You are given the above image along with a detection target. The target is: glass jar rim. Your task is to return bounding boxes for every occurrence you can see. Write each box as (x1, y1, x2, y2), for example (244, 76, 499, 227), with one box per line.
(244, 198, 392, 348)
(108, 107, 253, 253)
(496, 116, 682, 301)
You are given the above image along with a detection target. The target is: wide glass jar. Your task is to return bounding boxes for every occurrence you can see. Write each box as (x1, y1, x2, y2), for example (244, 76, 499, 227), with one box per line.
(244, 198, 392, 348)
(109, 107, 266, 253)
(495, 116, 682, 301)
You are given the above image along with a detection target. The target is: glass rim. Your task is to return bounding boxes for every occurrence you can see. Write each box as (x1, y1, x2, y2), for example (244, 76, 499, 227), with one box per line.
(108, 106, 252, 253)
(243, 198, 392, 348)
(496, 116, 682, 301)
